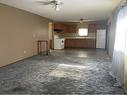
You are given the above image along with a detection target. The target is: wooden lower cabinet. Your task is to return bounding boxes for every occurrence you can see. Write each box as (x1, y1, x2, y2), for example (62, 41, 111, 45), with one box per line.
(65, 39, 96, 48)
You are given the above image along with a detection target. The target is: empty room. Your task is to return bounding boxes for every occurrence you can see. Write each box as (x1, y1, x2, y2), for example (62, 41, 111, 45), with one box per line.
(0, 0, 127, 94)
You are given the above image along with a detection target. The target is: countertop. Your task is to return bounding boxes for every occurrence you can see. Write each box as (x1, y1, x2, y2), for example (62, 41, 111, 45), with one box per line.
(64, 37, 96, 39)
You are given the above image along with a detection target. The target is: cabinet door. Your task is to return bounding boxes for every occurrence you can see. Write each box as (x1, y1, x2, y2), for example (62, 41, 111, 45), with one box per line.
(69, 25, 75, 33)
(88, 24, 96, 33)
(66, 24, 77, 33)
(71, 24, 77, 33)
(65, 39, 96, 48)
(62, 24, 68, 33)
(54, 23, 62, 30)
(62, 24, 70, 33)
(54, 23, 77, 33)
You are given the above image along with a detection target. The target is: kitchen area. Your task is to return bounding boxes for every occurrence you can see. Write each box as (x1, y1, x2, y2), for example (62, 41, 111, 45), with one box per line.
(51, 20, 107, 50)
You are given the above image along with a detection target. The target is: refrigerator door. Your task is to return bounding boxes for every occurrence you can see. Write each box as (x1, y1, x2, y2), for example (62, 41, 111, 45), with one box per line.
(96, 29, 106, 49)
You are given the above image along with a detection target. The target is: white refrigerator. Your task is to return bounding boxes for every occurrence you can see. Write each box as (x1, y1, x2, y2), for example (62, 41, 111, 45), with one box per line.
(96, 29, 106, 49)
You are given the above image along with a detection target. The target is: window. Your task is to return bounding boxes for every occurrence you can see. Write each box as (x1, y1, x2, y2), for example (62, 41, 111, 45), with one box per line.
(78, 28, 88, 36)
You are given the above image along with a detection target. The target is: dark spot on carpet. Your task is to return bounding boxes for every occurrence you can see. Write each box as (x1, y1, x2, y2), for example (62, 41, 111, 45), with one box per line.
(41, 78, 77, 94)
(12, 86, 27, 92)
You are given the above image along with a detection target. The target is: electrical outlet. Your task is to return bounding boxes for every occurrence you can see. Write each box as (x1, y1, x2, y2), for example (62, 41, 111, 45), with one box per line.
(24, 51, 27, 54)
(33, 34, 36, 38)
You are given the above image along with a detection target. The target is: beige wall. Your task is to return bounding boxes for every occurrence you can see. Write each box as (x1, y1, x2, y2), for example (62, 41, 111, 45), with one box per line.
(0, 4, 49, 67)
(124, 27, 127, 91)
(124, 51, 127, 91)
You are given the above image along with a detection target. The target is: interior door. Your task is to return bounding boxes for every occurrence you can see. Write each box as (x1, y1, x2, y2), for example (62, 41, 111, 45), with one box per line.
(96, 29, 106, 49)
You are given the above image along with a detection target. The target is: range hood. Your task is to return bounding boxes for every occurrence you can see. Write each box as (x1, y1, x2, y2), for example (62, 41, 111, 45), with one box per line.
(54, 29, 63, 32)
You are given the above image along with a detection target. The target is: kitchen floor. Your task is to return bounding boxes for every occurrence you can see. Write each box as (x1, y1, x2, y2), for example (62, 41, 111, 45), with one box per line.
(0, 49, 125, 94)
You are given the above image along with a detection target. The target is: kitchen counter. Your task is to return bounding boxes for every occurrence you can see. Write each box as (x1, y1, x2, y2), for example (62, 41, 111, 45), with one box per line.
(63, 37, 96, 39)
(65, 38, 96, 48)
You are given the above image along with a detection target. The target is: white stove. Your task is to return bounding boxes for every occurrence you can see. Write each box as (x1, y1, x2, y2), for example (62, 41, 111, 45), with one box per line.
(54, 38, 65, 49)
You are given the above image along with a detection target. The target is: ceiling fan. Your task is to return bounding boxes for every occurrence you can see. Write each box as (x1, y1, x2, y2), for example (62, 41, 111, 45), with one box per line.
(37, 0, 63, 11)
(79, 18, 85, 23)
(72, 18, 89, 23)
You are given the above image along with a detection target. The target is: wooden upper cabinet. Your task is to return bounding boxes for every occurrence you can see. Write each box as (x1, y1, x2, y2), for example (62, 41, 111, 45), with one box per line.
(70, 24, 77, 33)
(54, 23, 77, 33)
(65, 24, 77, 33)
(54, 23, 63, 30)
(64, 24, 70, 33)
(88, 24, 96, 33)
(63, 24, 68, 33)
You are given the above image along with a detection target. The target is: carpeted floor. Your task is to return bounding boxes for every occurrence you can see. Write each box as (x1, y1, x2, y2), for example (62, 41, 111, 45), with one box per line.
(0, 49, 125, 94)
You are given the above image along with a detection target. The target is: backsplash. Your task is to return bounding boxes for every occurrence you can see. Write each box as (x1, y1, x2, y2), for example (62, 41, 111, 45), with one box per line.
(54, 32, 96, 38)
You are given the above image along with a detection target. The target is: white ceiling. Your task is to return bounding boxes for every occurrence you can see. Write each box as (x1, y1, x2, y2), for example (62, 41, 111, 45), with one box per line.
(0, 0, 122, 22)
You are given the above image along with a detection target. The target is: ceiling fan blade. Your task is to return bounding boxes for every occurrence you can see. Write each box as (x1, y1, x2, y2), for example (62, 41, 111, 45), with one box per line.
(37, 1, 52, 5)
(59, 2, 63, 5)
(57, 0, 63, 5)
